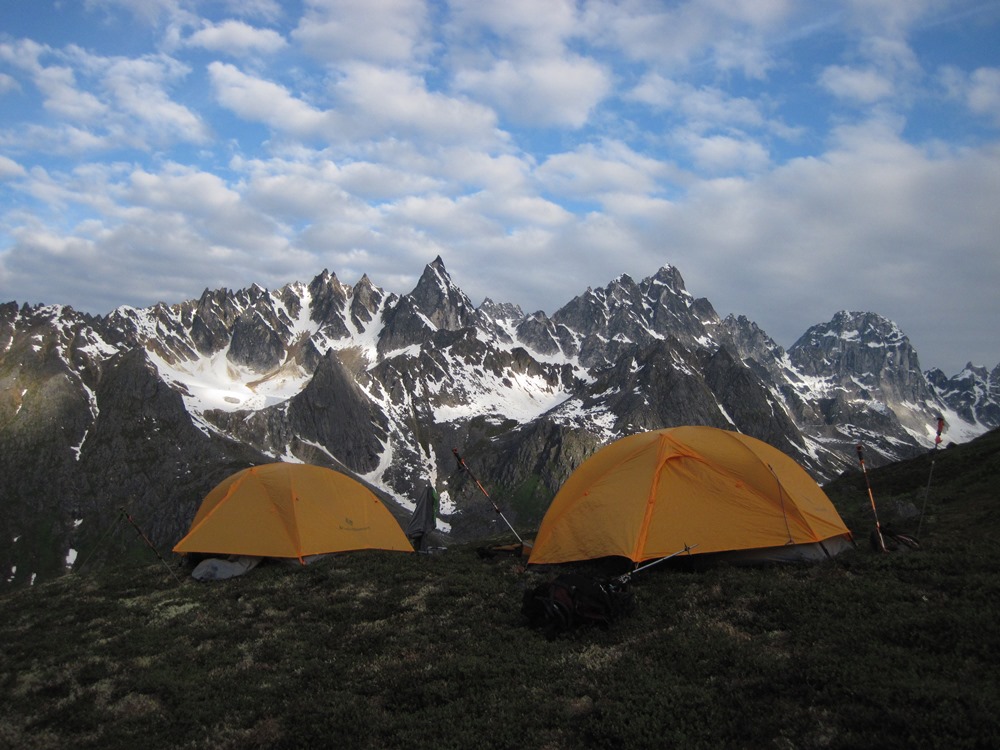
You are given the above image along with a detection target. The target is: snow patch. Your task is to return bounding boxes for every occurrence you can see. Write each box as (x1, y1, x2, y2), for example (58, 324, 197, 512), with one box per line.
(149, 348, 311, 415)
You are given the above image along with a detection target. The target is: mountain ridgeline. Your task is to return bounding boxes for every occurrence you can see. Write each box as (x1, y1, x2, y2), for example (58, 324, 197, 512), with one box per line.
(2, 257, 997, 584)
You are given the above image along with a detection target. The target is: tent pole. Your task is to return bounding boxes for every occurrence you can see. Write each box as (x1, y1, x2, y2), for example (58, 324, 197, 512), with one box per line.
(766, 463, 795, 545)
(452, 448, 524, 545)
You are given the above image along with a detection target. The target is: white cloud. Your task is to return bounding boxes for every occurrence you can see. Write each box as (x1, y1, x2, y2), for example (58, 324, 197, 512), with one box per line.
(292, 0, 429, 65)
(536, 141, 668, 199)
(0, 155, 26, 179)
(187, 20, 287, 55)
(100, 56, 209, 143)
(83, 0, 193, 26)
(820, 65, 895, 103)
(127, 164, 240, 216)
(842, 0, 936, 36)
(627, 73, 767, 131)
(209, 62, 333, 137)
(333, 63, 500, 144)
(0, 123, 111, 156)
(453, 55, 610, 128)
(968, 67, 1000, 124)
(35, 64, 109, 121)
(435, 149, 530, 193)
(679, 133, 770, 174)
(589, 0, 790, 78)
(0, 39, 207, 149)
(939, 65, 1000, 125)
(0, 72, 19, 94)
(446, 0, 579, 58)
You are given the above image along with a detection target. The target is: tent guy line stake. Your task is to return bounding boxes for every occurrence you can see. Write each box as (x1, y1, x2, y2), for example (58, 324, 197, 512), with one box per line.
(120, 506, 184, 584)
(452, 448, 524, 545)
(917, 416, 946, 538)
(619, 543, 699, 583)
(855, 445, 887, 553)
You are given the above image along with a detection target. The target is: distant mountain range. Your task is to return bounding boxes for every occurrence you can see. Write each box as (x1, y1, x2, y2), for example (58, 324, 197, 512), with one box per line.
(2, 256, 997, 585)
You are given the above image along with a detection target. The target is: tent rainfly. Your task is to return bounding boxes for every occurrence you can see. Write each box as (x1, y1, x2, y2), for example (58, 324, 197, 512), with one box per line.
(173, 463, 413, 562)
(528, 426, 854, 566)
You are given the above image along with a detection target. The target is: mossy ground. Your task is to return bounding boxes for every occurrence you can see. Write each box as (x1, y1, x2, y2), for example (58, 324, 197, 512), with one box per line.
(2, 431, 998, 749)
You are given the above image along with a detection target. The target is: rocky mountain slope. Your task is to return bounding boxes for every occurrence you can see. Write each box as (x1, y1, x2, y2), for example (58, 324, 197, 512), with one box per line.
(2, 257, 996, 584)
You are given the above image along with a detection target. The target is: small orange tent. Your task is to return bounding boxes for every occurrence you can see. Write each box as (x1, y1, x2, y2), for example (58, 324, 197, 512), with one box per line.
(173, 463, 413, 562)
(528, 426, 853, 565)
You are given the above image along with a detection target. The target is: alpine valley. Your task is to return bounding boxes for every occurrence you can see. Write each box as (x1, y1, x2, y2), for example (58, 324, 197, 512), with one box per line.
(2, 257, 998, 584)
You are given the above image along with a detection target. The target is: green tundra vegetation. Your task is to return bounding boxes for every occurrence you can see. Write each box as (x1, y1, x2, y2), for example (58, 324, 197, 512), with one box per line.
(1, 429, 998, 749)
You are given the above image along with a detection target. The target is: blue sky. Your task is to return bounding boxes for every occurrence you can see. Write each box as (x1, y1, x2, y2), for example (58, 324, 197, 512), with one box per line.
(1, 0, 999, 375)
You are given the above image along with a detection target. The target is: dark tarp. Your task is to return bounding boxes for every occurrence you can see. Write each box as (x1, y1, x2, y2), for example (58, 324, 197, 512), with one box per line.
(406, 484, 438, 550)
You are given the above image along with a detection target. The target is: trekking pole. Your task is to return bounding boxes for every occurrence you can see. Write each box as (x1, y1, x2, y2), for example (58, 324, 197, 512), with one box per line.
(619, 543, 699, 583)
(120, 507, 184, 584)
(452, 448, 524, 545)
(917, 416, 946, 538)
(855, 445, 887, 553)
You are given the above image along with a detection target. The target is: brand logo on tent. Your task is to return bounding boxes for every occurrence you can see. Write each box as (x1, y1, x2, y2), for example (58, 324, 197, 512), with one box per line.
(339, 517, 370, 532)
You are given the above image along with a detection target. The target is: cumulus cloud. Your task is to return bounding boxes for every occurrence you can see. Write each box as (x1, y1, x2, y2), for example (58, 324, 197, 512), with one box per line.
(292, 0, 429, 65)
(0, 72, 20, 94)
(0, 39, 207, 149)
(35, 64, 109, 120)
(453, 55, 610, 128)
(968, 67, 1000, 124)
(100, 56, 210, 143)
(0, 155, 27, 179)
(819, 65, 895, 103)
(590, 0, 790, 78)
(446, 0, 579, 58)
(333, 63, 500, 144)
(626, 73, 767, 130)
(679, 133, 770, 174)
(536, 141, 669, 199)
(187, 20, 287, 55)
(209, 62, 333, 137)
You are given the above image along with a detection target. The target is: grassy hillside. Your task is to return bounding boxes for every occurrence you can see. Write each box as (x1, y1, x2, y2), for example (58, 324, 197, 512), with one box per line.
(1, 430, 998, 749)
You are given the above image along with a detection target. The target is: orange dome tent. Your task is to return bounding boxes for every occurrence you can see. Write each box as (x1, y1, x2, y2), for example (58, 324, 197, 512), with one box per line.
(528, 426, 853, 566)
(174, 463, 413, 562)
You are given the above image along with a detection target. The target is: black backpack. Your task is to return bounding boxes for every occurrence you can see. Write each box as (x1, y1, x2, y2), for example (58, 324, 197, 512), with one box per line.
(522, 573, 635, 639)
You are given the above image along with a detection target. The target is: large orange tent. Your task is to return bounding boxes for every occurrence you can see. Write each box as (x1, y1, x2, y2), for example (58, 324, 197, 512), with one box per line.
(174, 463, 413, 562)
(528, 426, 853, 565)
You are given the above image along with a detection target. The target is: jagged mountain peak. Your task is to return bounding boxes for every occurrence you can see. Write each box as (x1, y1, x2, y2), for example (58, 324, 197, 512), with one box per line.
(927, 362, 1000, 430)
(476, 298, 524, 345)
(816, 310, 905, 341)
(723, 314, 786, 361)
(478, 297, 522, 318)
(790, 310, 915, 371)
(649, 263, 686, 289)
(407, 256, 476, 331)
